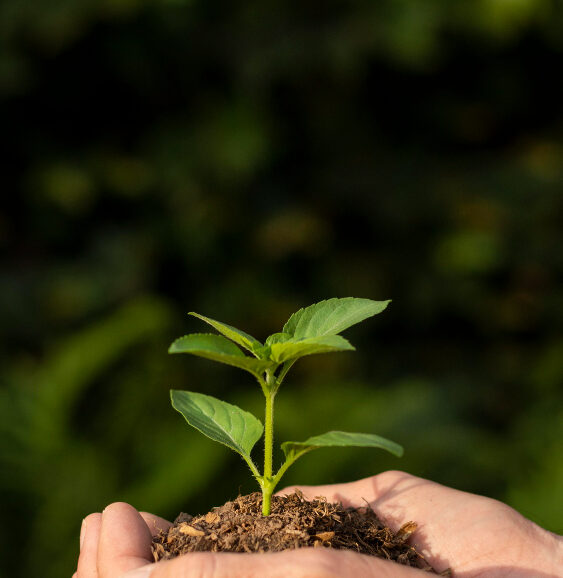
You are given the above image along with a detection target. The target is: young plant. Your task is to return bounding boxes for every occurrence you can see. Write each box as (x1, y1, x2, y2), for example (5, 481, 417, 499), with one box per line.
(169, 297, 403, 516)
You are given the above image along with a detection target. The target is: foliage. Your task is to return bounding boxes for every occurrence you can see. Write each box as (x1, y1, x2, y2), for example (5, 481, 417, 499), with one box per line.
(169, 298, 401, 514)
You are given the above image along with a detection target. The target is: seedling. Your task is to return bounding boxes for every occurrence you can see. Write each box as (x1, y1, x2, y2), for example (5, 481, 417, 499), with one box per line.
(169, 297, 403, 516)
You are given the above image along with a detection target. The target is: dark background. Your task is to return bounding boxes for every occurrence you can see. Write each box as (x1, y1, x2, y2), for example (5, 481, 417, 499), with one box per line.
(1, 1, 562, 576)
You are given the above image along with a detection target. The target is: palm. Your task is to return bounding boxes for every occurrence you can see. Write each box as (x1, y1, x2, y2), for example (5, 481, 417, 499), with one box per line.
(283, 470, 561, 577)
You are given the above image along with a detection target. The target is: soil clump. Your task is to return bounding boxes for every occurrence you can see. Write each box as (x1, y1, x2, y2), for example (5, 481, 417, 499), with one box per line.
(152, 491, 446, 574)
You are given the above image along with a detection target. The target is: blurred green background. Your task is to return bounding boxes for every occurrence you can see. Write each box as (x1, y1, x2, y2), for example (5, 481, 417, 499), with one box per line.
(1, 0, 562, 576)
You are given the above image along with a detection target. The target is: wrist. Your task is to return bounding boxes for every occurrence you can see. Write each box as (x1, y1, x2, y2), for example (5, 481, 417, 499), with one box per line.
(530, 524, 563, 574)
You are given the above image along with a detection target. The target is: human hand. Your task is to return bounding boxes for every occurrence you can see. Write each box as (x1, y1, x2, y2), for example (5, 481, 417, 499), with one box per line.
(285, 470, 562, 577)
(74, 470, 562, 578)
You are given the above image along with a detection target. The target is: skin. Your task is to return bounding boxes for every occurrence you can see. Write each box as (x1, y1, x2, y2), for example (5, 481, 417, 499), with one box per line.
(74, 470, 563, 578)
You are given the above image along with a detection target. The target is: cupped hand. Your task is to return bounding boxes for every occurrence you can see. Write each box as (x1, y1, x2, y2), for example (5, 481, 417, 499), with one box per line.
(74, 471, 562, 578)
(284, 470, 562, 577)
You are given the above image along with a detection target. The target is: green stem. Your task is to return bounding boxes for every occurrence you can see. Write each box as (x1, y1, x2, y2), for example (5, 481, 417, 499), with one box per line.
(275, 360, 296, 392)
(262, 484, 273, 517)
(262, 372, 276, 515)
(242, 455, 262, 483)
(260, 452, 302, 516)
(264, 392, 274, 481)
(271, 454, 298, 488)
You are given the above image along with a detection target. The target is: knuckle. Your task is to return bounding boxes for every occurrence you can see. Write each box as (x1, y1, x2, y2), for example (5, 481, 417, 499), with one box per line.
(376, 469, 410, 482)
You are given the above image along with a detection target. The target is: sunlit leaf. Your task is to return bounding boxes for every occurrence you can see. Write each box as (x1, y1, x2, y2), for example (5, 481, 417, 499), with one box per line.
(169, 333, 273, 377)
(265, 332, 292, 346)
(269, 335, 354, 363)
(189, 312, 262, 354)
(283, 298, 391, 339)
(171, 390, 263, 460)
(281, 430, 403, 464)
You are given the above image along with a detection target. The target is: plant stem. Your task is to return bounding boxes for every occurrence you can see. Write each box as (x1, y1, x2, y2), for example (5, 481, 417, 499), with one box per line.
(262, 372, 276, 515)
(262, 484, 273, 517)
(264, 391, 274, 481)
(242, 455, 262, 483)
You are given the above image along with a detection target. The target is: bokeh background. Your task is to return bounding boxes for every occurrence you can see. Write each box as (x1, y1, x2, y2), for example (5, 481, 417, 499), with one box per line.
(1, 1, 562, 576)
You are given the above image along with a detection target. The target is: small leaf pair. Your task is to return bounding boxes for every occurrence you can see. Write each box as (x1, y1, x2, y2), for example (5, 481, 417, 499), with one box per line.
(168, 297, 402, 515)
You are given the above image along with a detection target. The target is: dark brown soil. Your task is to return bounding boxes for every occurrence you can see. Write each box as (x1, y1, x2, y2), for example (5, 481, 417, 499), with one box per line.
(152, 491, 448, 574)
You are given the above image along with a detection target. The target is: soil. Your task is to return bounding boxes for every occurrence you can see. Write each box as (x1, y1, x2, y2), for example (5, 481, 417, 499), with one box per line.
(152, 491, 450, 574)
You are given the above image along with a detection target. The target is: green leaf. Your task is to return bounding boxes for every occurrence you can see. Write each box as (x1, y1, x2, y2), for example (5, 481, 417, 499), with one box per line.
(171, 390, 264, 459)
(265, 332, 292, 346)
(283, 297, 391, 339)
(269, 335, 354, 363)
(189, 312, 262, 354)
(281, 430, 404, 464)
(169, 333, 273, 377)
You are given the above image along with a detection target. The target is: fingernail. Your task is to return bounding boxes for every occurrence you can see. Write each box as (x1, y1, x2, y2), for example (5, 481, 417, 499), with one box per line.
(79, 518, 86, 551)
(123, 566, 154, 578)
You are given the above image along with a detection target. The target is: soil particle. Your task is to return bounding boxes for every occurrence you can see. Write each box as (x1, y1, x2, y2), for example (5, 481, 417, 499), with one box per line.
(152, 491, 446, 573)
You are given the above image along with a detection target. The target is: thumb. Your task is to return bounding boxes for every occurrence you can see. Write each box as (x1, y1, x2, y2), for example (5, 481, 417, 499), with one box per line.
(97, 502, 154, 578)
(122, 547, 426, 578)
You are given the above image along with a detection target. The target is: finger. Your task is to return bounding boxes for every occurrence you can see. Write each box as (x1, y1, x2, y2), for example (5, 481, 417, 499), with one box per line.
(139, 513, 172, 537)
(97, 502, 154, 578)
(123, 547, 425, 578)
(77, 513, 102, 578)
